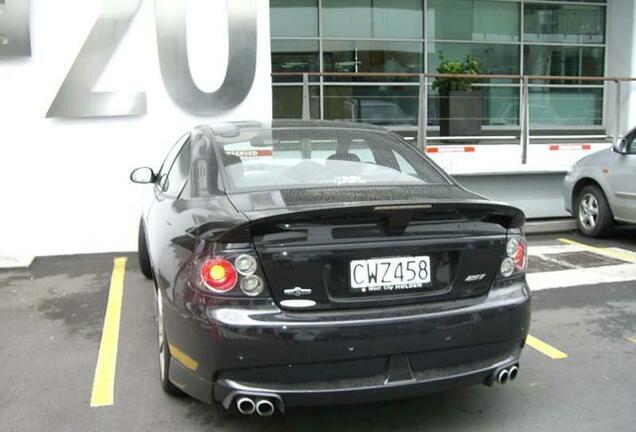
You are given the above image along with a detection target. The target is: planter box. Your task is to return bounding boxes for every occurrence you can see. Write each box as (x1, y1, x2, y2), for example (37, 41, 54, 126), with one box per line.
(439, 90, 482, 137)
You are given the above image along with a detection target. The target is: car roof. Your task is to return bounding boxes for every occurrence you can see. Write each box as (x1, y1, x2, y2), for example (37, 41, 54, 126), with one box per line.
(271, 120, 386, 131)
(204, 120, 387, 138)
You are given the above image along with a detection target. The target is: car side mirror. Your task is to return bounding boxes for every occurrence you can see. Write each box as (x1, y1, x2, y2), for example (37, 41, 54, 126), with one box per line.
(130, 167, 157, 184)
(613, 137, 628, 154)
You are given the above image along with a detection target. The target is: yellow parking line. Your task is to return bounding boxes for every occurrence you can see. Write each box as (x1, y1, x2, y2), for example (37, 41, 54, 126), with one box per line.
(90, 257, 127, 408)
(526, 335, 568, 360)
(558, 238, 636, 263)
(627, 336, 636, 345)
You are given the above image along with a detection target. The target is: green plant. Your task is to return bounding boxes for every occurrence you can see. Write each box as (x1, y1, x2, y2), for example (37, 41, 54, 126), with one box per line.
(433, 54, 480, 94)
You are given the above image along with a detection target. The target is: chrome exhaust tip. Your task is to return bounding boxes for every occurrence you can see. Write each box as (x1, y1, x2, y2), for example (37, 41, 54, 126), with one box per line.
(236, 397, 256, 415)
(509, 365, 519, 381)
(255, 398, 275, 417)
(497, 369, 509, 384)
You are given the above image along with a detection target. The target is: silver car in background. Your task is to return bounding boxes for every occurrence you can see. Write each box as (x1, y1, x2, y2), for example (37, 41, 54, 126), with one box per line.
(563, 129, 636, 237)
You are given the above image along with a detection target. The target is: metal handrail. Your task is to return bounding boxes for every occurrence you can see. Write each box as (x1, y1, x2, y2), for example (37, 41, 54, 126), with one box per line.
(272, 71, 636, 82)
(530, 135, 610, 140)
(425, 136, 517, 141)
(272, 71, 633, 164)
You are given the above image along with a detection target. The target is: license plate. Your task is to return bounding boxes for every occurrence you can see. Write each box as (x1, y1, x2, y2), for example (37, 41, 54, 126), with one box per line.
(350, 256, 431, 293)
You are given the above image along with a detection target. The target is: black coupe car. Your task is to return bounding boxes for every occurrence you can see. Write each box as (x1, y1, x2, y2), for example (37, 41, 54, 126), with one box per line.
(130, 121, 530, 416)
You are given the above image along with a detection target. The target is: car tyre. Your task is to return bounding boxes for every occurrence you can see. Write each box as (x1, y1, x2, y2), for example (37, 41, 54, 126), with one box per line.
(575, 185, 613, 238)
(138, 218, 153, 279)
(156, 288, 183, 397)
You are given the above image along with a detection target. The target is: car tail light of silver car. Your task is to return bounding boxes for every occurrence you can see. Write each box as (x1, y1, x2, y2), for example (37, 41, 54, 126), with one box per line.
(194, 252, 267, 297)
(500, 236, 527, 278)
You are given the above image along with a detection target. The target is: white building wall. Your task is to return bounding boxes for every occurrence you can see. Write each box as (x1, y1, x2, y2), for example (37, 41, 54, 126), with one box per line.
(0, 0, 272, 257)
(0, 0, 632, 257)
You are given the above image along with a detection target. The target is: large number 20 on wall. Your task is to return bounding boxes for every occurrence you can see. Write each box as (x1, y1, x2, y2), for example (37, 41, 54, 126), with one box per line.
(0, 0, 259, 118)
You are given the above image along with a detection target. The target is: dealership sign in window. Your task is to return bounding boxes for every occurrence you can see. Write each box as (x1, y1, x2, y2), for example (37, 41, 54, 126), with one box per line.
(0, 0, 259, 118)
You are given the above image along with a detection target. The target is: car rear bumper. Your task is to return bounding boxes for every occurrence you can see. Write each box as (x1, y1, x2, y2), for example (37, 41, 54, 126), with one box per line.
(164, 280, 530, 408)
(213, 345, 521, 410)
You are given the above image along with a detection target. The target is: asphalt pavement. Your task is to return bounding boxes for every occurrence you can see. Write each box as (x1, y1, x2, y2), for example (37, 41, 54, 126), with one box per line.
(0, 228, 635, 432)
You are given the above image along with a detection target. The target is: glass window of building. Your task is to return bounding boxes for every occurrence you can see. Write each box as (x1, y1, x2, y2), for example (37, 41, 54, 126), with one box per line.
(322, 0, 423, 39)
(323, 86, 419, 126)
(524, 4, 605, 44)
(270, 0, 318, 37)
(323, 40, 423, 79)
(529, 87, 603, 127)
(270, 0, 607, 131)
(273, 86, 320, 120)
(428, 43, 520, 75)
(427, 0, 519, 42)
(271, 40, 320, 83)
(524, 46, 604, 78)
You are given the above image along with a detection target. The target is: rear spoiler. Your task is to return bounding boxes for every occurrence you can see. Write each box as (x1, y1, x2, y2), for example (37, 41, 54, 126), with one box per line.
(190, 200, 525, 244)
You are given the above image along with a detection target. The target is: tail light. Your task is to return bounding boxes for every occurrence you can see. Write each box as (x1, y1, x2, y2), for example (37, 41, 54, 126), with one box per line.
(500, 235, 527, 278)
(193, 251, 267, 297)
(200, 258, 238, 293)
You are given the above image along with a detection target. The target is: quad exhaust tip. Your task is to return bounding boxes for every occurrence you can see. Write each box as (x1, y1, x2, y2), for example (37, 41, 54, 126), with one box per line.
(235, 395, 277, 416)
(236, 397, 256, 415)
(497, 369, 509, 384)
(509, 365, 519, 381)
(493, 364, 520, 385)
(256, 399, 275, 417)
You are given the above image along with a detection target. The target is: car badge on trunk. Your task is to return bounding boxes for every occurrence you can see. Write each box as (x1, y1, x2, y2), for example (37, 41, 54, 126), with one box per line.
(465, 273, 487, 282)
(284, 287, 312, 297)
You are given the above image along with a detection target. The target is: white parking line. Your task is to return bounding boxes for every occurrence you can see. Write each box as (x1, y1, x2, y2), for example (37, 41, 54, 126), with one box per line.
(528, 244, 586, 256)
(526, 239, 636, 291)
(528, 263, 636, 291)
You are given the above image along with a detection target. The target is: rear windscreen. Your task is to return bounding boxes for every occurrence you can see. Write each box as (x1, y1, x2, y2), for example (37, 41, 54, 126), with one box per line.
(217, 128, 448, 193)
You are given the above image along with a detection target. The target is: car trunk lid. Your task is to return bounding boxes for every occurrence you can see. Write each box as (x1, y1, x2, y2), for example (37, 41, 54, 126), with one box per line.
(219, 187, 523, 311)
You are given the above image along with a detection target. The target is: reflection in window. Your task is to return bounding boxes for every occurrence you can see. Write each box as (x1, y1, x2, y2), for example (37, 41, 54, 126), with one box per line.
(270, 0, 318, 37)
(524, 4, 605, 44)
(271, 40, 320, 83)
(529, 87, 603, 127)
(322, 0, 423, 39)
(269, 0, 607, 129)
(524, 46, 604, 80)
(273, 86, 320, 119)
(537, 0, 605, 2)
(323, 86, 418, 126)
(394, 151, 419, 178)
(428, 43, 520, 75)
(427, 0, 519, 42)
(428, 85, 520, 127)
(323, 40, 423, 81)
